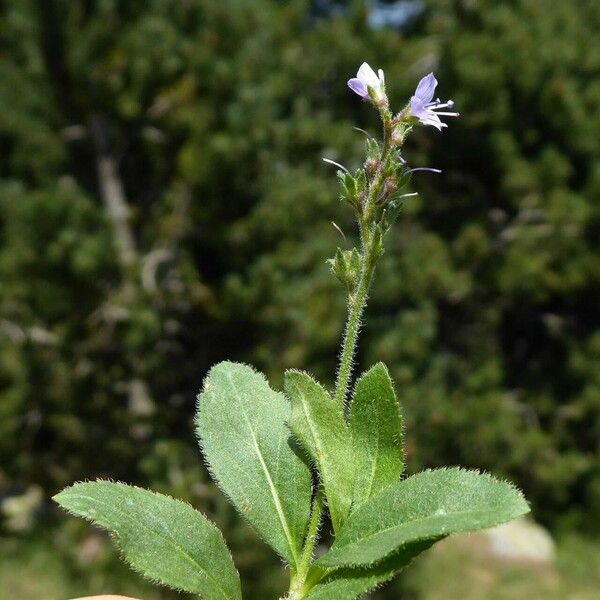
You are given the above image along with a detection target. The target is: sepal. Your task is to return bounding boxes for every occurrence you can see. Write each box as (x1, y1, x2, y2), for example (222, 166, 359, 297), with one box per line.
(337, 170, 359, 209)
(355, 168, 367, 199)
(328, 247, 362, 291)
(370, 226, 384, 261)
(365, 138, 381, 165)
(380, 197, 405, 232)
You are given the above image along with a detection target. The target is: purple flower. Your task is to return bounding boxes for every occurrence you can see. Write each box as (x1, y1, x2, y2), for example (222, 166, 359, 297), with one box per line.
(410, 73, 459, 131)
(348, 62, 386, 102)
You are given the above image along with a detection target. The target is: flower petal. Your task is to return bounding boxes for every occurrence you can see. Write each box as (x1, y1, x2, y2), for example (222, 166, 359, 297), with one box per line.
(410, 97, 427, 118)
(357, 62, 380, 89)
(347, 77, 369, 99)
(413, 72, 438, 104)
(419, 110, 445, 130)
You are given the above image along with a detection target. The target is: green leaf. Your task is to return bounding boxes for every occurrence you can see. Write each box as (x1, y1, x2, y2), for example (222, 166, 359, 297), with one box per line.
(284, 369, 354, 533)
(317, 467, 530, 568)
(53, 481, 240, 600)
(350, 363, 404, 508)
(196, 361, 312, 568)
(304, 540, 434, 600)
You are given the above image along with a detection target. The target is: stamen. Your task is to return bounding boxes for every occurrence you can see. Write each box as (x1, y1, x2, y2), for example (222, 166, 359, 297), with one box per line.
(331, 221, 346, 241)
(353, 126, 373, 138)
(406, 167, 442, 174)
(435, 111, 460, 117)
(322, 158, 350, 174)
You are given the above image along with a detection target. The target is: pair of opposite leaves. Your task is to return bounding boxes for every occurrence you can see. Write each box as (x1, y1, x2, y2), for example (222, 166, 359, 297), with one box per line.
(55, 361, 529, 600)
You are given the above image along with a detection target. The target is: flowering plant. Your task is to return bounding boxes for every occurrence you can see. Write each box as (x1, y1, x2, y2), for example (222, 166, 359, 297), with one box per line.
(54, 64, 528, 600)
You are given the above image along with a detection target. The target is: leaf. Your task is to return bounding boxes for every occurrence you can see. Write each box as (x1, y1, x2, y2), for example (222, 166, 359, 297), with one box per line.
(196, 361, 312, 568)
(350, 363, 404, 508)
(285, 369, 355, 533)
(316, 467, 530, 568)
(53, 481, 240, 600)
(304, 540, 435, 600)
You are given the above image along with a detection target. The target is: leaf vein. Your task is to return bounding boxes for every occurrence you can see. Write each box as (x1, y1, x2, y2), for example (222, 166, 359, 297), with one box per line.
(66, 492, 233, 600)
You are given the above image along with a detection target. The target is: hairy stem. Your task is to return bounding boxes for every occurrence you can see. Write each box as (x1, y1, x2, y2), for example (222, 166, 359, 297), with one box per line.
(333, 245, 376, 408)
(298, 489, 324, 576)
(333, 111, 392, 408)
(290, 106, 391, 600)
(287, 488, 325, 598)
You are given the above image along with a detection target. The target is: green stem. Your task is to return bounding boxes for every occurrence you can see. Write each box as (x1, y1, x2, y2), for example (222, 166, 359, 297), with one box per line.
(299, 490, 324, 575)
(333, 111, 392, 407)
(288, 104, 391, 600)
(332, 110, 392, 410)
(333, 246, 376, 408)
(288, 489, 325, 598)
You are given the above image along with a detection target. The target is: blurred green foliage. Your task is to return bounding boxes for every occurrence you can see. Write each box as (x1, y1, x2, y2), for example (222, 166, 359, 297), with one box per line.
(0, 0, 598, 582)
(3, 527, 600, 599)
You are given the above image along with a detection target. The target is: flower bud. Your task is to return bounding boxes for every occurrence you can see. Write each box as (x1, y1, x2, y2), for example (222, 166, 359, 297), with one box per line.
(365, 157, 379, 174)
(348, 63, 387, 108)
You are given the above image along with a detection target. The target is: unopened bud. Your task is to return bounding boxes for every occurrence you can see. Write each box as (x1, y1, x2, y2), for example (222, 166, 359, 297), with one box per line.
(384, 179, 398, 197)
(391, 126, 406, 147)
(365, 158, 379, 174)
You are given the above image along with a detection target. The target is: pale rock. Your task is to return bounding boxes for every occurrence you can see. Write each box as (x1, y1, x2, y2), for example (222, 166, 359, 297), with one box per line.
(482, 518, 555, 565)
